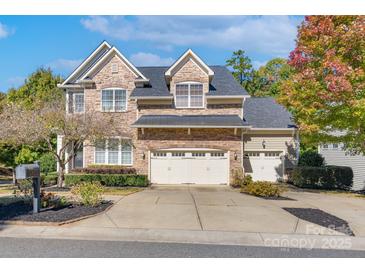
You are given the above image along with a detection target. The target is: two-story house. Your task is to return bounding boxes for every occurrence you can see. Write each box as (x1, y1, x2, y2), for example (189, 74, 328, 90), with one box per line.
(57, 41, 298, 185)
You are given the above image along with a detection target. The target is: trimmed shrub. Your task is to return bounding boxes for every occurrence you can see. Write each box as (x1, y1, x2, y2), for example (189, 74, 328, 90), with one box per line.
(71, 166, 137, 174)
(41, 172, 58, 187)
(39, 152, 57, 174)
(292, 166, 353, 190)
(299, 150, 325, 167)
(64, 174, 148, 187)
(71, 182, 104, 207)
(241, 181, 284, 197)
(242, 175, 253, 186)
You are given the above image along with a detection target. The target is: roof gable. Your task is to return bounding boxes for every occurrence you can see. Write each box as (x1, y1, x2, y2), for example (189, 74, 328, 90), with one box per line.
(80, 46, 148, 81)
(61, 41, 111, 85)
(165, 49, 214, 81)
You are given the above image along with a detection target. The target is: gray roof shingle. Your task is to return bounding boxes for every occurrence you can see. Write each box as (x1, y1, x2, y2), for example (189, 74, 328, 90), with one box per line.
(130, 65, 248, 97)
(132, 115, 249, 128)
(243, 97, 296, 128)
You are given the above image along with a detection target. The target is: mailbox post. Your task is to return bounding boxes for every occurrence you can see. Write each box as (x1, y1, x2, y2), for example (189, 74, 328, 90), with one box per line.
(15, 162, 41, 213)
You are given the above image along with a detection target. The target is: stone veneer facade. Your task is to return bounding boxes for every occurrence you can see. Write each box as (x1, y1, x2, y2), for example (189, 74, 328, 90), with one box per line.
(69, 53, 244, 183)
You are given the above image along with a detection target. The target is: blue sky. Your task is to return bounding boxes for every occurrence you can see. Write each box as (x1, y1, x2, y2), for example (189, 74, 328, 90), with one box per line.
(0, 16, 303, 92)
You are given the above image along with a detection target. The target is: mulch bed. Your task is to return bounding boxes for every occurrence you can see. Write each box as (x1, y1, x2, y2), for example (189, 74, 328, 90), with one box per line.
(0, 198, 112, 223)
(283, 207, 355, 236)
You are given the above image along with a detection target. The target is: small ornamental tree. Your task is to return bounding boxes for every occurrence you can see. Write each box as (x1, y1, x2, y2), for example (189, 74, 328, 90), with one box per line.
(0, 98, 131, 187)
(279, 16, 365, 153)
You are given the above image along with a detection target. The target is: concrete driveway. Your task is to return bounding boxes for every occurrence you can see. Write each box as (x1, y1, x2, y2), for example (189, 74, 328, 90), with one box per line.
(70, 185, 365, 236)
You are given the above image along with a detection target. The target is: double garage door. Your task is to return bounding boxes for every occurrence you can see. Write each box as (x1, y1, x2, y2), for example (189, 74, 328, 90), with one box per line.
(150, 150, 229, 185)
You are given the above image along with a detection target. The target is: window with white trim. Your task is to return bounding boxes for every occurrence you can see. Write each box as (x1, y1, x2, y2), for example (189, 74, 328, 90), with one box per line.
(94, 139, 132, 165)
(175, 83, 203, 108)
(101, 89, 127, 112)
(73, 93, 84, 113)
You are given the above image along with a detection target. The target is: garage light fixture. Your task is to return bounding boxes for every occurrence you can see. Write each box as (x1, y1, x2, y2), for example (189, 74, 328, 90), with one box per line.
(142, 152, 146, 160)
(234, 152, 238, 160)
(262, 140, 266, 149)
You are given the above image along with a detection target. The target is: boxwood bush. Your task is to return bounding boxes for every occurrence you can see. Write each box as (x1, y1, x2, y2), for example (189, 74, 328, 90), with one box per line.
(292, 166, 353, 190)
(64, 173, 148, 187)
(71, 166, 137, 174)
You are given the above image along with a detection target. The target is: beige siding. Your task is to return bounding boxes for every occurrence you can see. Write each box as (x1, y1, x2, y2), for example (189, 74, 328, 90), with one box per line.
(319, 147, 365, 191)
(243, 133, 298, 173)
(243, 134, 296, 153)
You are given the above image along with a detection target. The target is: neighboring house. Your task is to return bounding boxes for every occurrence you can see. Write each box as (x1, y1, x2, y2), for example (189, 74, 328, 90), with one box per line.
(57, 41, 298, 185)
(319, 144, 365, 191)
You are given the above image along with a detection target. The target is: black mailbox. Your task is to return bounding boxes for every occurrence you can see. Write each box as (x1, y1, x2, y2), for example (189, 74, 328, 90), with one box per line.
(15, 162, 41, 213)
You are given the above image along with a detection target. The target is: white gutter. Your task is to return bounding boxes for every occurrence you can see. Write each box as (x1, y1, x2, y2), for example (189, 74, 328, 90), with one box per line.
(206, 95, 250, 99)
(250, 128, 297, 131)
(131, 125, 251, 129)
(131, 96, 174, 100)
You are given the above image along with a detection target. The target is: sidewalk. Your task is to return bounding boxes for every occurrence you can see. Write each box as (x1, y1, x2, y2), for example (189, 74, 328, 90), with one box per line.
(1, 224, 365, 251)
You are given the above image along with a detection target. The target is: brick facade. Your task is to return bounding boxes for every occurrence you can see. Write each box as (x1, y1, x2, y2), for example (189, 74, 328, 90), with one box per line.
(77, 52, 244, 184)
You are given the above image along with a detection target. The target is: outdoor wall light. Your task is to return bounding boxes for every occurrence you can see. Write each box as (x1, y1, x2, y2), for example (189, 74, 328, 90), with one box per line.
(142, 152, 146, 160)
(262, 140, 266, 149)
(234, 152, 238, 160)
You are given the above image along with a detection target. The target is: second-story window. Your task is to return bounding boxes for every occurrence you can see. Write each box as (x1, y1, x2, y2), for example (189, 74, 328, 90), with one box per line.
(101, 89, 127, 112)
(175, 83, 203, 108)
(73, 93, 84, 113)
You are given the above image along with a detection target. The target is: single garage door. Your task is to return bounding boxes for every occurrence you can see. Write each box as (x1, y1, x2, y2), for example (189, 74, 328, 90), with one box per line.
(244, 151, 283, 182)
(150, 150, 229, 184)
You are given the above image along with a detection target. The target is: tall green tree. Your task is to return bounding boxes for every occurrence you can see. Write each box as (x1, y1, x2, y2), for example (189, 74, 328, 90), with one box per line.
(256, 58, 293, 97)
(226, 50, 257, 94)
(278, 16, 365, 153)
(0, 68, 63, 176)
(7, 67, 63, 108)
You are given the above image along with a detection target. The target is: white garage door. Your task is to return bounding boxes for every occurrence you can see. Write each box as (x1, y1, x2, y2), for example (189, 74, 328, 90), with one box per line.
(150, 150, 229, 185)
(244, 151, 283, 182)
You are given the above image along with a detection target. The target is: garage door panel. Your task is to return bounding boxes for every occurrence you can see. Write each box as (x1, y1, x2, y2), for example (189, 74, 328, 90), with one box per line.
(151, 151, 228, 185)
(244, 151, 283, 182)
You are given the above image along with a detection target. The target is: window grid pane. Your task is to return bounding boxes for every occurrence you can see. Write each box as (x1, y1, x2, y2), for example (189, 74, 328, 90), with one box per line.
(108, 139, 119, 164)
(74, 94, 84, 113)
(121, 143, 132, 165)
(176, 85, 189, 108)
(102, 90, 114, 111)
(115, 90, 126, 111)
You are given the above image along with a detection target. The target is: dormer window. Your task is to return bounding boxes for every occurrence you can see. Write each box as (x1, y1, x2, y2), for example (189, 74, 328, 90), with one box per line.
(175, 83, 203, 108)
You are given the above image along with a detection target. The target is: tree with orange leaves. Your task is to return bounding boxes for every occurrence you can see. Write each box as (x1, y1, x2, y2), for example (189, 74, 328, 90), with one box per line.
(279, 16, 365, 153)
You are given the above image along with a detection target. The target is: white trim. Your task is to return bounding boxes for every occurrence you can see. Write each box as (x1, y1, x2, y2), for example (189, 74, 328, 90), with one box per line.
(155, 147, 225, 152)
(165, 49, 214, 79)
(80, 46, 148, 81)
(62, 41, 111, 85)
(131, 125, 250, 129)
(72, 92, 85, 113)
(100, 88, 128, 112)
(93, 139, 133, 166)
(206, 95, 250, 99)
(174, 82, 205, 109)
(132, 96, 173, 100)
(250, 128, 297, 131)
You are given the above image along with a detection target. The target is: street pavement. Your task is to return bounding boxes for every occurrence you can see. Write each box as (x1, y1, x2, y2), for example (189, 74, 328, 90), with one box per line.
(0, 237, 364, 257)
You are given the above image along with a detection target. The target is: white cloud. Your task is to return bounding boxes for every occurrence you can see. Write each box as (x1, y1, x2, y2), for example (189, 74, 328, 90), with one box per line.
(47, 58, 82, 72)
(130, 52, 174, 66)
(7, 76, 25, 88)
(252, 60, 268, 69)
(0, 22, 14, 39)
(80, 16, 301, 56)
